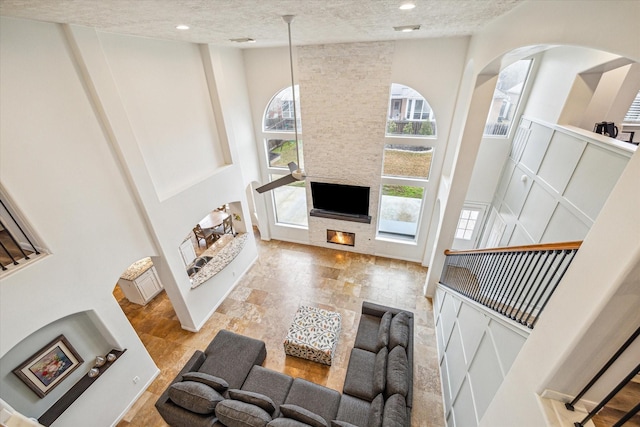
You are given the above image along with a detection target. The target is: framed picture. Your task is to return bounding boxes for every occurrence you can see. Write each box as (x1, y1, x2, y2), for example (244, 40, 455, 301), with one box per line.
(13, 335, 84, 398)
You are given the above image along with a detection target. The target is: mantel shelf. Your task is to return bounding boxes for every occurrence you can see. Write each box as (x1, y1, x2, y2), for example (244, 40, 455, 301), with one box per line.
(310, 209, 371, 224)
(38, 349, 126, 426)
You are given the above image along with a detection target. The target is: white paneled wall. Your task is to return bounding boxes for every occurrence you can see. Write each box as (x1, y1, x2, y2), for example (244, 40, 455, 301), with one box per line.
(486, 118, 634, 247)
(434, 286, 529, 427)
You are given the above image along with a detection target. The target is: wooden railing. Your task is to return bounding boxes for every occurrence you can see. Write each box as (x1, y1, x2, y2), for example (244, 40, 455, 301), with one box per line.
(440, 241, 581, 329)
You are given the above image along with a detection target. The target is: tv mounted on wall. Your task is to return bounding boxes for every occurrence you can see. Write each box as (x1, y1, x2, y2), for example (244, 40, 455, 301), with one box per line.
(310, 182, 371, 223)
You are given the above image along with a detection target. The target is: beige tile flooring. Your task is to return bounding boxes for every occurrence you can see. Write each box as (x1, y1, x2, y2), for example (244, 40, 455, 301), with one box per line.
(114, 230, 445, 427)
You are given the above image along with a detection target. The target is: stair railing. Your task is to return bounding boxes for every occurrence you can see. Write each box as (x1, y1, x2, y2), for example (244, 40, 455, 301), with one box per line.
(440, 241, 581, 329)
(565, 325, 640, 427)
(0, 198, 41, 271)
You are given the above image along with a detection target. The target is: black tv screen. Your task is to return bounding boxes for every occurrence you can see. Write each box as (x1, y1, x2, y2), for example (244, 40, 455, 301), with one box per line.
(310, 182, 370, 216)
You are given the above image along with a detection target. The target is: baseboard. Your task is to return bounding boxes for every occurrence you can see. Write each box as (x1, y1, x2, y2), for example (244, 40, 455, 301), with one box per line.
(538, 395, 595, 427)
(540, 389, 598, 410)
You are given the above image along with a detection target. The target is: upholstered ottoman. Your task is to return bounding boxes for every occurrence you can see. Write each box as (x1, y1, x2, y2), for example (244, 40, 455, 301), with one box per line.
(284, 305, 342, 365)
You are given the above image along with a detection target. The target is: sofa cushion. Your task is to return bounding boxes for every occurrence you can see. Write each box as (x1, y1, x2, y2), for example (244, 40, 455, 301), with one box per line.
(281, 404, 328, 427)
(215, 399, 272, 427)
(376, 312, 392, 351)
(386, 346, 410, 398)
(354, 314, 382, 353)
(182, 371, 229, 393)
(229, 389, 277, 415)
(343, 348, 377, 402)
(388, 312, 410, 350)
(367, 394, 384, 427)
(267, 419, 311, 427)
(331, 421, 359, 427)
(199, 330, 267, 390)
(382, 394, 407, 427)
(284, 378, 341, 424)
(167, 381, 223, 415)
(373, 347, 387, 396)
(241, 365, 294, 418)
(336, 394, 370, 426)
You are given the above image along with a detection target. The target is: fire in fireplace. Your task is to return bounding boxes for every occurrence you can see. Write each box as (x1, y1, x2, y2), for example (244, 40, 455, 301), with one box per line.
(327, 230, 355, 247)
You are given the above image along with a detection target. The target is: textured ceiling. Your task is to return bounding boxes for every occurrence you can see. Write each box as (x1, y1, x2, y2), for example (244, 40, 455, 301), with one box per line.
(0, 0, 523, 48)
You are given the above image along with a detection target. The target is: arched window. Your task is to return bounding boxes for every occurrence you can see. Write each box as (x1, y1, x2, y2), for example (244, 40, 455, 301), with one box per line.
(379, 84, 436, 240)
(386, 83, 436, 137)
(261, 86, 307, 227)
(484, 59, 533, 136)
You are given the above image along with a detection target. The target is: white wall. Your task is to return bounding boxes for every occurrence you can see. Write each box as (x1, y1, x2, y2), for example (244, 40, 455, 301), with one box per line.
(526, 47, 621, 125)
(0, 16, 259, 425)
(243, 37, 469, 263)
(99, 32, 226, 200)
(423, 1, 640, 425)
(0, 17, 158, 424)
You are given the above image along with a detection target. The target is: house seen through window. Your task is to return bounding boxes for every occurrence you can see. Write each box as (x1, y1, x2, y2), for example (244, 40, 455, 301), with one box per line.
(484, 59, 533, 137)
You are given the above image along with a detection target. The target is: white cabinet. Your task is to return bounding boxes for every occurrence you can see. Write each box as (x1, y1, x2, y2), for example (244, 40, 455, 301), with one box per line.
(118, 265, 163, 306)
(179, 238, 197, 266)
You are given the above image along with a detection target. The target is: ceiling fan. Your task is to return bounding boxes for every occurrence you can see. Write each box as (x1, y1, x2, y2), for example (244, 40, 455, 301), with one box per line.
(255, 15, 306, 194)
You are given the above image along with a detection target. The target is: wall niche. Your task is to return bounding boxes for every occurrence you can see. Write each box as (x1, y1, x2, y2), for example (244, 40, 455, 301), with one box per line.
(0, 310, 122, 422)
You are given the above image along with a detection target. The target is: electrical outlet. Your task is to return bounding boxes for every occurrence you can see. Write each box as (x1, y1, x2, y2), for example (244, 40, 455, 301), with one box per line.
(133, 376, 140, 384)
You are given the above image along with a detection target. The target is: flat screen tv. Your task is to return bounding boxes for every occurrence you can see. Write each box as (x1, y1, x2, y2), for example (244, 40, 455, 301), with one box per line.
(310, 182, 370, 217)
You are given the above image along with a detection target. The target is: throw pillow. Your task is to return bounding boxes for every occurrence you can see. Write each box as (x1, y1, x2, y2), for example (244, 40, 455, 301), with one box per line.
(331, 421, 359, 427)
(386, 346, 410, 398)
(280, 404, 329, 427)
(382, 394, 407, 427)
(388, 312, 410, 350)
(367, 394, 384, 427)
(373, 347, 388, 395)
(182, 371, 229, 393)
(168, 381, 223, 415)
(215, 399, 272, 427)
(376, 312, 392, 351)
(229, 388, 277, 415)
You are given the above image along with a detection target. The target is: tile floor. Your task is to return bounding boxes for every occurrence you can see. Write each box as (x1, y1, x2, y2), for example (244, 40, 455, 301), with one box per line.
(114, 229, 445, 427)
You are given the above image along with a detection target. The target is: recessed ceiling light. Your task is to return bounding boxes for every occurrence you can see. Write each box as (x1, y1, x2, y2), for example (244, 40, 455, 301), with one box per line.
(394, 25, 421, 32)
(176, 24, 190, 30)
(230, 37, 257, 43)
(399, 3, 416, 10)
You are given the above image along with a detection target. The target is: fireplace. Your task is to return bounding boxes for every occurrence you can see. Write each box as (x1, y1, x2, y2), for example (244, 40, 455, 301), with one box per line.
(327, 230, 355, 247)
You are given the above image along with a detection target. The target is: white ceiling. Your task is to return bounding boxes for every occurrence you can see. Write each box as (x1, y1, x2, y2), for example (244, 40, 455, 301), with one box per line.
(0, 0, 523, 48)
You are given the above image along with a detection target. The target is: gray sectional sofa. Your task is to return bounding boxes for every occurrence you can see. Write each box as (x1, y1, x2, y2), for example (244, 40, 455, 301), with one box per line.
(155, 301, 414, 427)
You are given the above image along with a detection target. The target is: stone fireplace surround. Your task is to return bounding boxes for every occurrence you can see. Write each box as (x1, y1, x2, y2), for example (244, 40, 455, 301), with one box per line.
(298, 41, 395, 255)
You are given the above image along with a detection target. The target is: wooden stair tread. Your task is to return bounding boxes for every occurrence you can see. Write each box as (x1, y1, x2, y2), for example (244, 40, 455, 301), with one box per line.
(593, 407, 640, 427)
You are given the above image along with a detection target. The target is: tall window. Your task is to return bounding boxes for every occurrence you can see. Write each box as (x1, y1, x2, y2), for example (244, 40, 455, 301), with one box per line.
(379, 84, 436, 240)
(484, 59, 533, 137)
(262, 86, 307, 227)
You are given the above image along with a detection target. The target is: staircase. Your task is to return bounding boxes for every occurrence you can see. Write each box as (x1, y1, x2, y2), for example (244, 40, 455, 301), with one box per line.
(0, 198, 41, 272)
(593, 379, 640, 427)
(0, 228, 34, 267)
